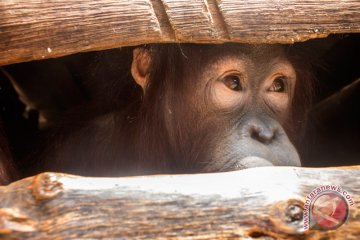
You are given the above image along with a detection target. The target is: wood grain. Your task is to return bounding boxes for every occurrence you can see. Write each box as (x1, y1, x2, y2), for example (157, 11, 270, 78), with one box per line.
(0, 0, 360, 66)
(0, 166, 359, 239)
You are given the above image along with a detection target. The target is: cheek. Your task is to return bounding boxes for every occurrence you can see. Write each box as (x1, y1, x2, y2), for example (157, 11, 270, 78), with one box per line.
(211, 81, 244, 109)
(265, 93, 291, 117)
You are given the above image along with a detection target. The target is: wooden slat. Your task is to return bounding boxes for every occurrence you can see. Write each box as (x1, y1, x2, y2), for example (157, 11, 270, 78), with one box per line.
(0, 166, 359, 239)
(0, 0, 360, 66)
(0, 0, 163, 65)
(219, 0, 360, 43)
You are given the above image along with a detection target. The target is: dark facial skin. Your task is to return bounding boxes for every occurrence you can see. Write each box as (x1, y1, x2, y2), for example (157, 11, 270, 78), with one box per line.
(144, 44, 301, 172)
(40, 43, 305, 177)
(202, 45, 299, 170)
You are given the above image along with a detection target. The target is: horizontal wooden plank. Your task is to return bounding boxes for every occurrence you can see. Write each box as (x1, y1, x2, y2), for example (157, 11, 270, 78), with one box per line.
(0, 166, 359, 239)
(0, 0, 360, 66)
(0, 0, 164, 66)
(219, 0, 360, 43)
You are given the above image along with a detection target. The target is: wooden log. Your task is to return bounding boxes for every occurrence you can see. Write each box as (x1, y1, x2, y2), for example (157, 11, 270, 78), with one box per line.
(0, 166, 359, 239)
(1, 0, 360, 66)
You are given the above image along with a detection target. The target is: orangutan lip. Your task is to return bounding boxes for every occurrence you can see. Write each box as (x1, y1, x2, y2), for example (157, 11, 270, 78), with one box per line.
(218, 156, 274, 172)
(233, 156, 274, 170)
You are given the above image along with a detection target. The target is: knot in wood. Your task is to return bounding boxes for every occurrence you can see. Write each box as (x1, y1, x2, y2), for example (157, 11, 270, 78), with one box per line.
(285, 201, 303, 224)
(32, 173, 63, 201)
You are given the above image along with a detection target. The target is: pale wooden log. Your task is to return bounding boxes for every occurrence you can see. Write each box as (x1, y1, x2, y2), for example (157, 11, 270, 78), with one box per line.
(0, 166, 359, 239)
(1, 0, 360, 66)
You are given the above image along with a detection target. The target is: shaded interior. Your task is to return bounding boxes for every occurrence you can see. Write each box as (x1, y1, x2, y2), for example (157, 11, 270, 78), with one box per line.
(0, 33, 359, 179)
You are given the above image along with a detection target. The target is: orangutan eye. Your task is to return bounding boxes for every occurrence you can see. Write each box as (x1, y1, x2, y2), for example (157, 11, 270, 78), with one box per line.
(269, 77, 286, 92)
(222, 75, 242, 91)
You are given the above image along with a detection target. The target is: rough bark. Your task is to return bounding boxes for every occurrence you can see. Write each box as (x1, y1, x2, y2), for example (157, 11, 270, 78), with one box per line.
(0, 0, 360, 66)
(0, 166, 359, 239)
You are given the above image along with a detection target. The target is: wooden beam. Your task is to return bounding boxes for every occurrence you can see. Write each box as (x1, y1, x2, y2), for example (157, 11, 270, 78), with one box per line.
(1, 0, 360, 66)
(0, 166, 359, 239)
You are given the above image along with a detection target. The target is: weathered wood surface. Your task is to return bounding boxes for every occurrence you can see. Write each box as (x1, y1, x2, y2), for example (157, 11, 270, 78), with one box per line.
(1, 0, 360, 66)
(0, 166, 359, 239)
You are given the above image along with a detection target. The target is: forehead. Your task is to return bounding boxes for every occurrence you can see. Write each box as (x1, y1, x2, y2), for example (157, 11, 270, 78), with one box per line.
(182, 44, 289, 72)
(201, 44, 287, 63)
(182, 44, 291, 79)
